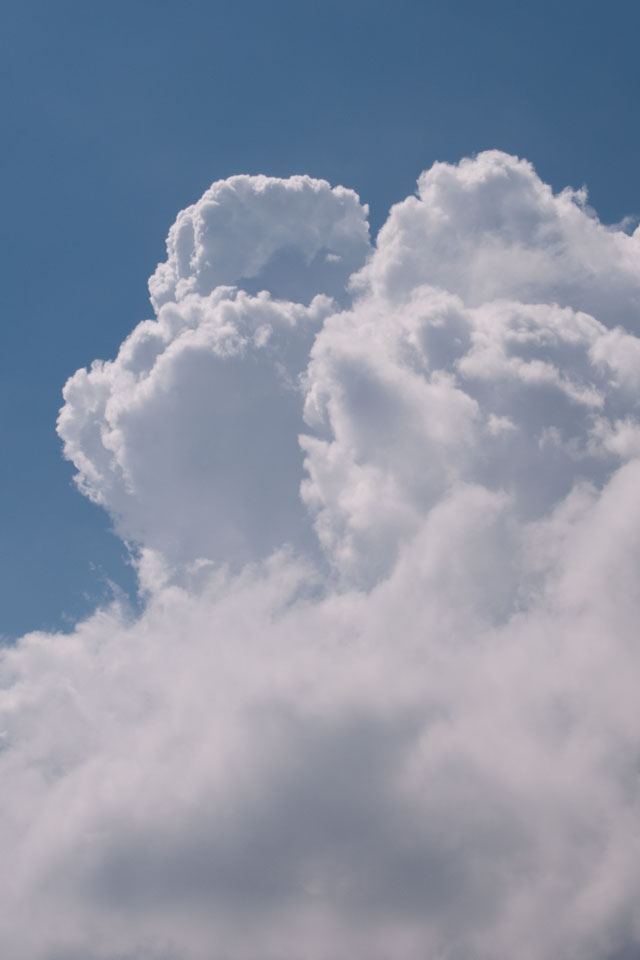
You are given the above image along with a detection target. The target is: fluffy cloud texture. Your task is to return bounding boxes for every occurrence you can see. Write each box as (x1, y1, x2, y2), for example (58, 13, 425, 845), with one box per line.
(4, 152, 640, 959)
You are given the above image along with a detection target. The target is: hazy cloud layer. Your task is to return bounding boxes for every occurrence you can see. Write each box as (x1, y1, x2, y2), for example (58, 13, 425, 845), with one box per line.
(4, 152, 640, 959)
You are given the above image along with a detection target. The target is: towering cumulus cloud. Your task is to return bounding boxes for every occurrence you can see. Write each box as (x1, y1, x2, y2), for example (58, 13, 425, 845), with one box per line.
(3, 152, 640, 959)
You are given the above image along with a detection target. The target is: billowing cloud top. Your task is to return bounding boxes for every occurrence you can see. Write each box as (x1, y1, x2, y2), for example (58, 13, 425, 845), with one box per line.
(148, 174, 370, 308)
(4, 152, 640, 959)
(58, 175, 370, 572)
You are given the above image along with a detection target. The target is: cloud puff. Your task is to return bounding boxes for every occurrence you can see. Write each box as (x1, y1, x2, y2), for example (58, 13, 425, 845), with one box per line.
(4, 153, 640, 959)
(58, 175, 370, 573)
(148, 174, 371, 309)
(362, 151, 640, 323)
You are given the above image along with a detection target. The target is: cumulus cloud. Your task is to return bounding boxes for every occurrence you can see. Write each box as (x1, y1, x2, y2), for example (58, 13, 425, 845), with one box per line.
(4, 152, 640, 959)
(148, 174, 371, 309)
(58, 175, 370, 573)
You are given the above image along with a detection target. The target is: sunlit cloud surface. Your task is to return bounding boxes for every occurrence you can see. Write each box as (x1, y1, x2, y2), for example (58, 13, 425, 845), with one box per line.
(4, 152, 640, 960)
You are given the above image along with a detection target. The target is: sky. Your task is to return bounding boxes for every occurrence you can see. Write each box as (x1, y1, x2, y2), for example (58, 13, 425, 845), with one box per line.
(3, 2, 640, 959)
(2, 0, 640, 637)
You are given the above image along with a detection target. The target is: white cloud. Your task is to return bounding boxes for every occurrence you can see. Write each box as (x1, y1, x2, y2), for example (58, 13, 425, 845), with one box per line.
(148, 174, 371, 310)
(58, 288, 337, 571)
(4, 153, 640, 958)
(359, 151, 640, 326)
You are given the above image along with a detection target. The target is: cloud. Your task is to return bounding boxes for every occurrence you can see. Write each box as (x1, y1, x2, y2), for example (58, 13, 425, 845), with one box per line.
(148, 174, 371, 310)
(58, 175, 370, 574)
(4, 153, 640, 959)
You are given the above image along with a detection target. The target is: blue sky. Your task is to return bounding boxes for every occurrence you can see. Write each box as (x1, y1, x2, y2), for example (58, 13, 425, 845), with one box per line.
(2, 0, 639, 637)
